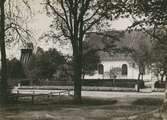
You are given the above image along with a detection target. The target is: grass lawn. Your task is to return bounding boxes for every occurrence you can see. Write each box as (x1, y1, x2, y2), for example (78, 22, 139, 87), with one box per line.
(0, 94, 165, 120)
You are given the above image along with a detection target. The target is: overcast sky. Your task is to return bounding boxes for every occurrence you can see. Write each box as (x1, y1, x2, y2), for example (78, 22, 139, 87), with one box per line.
(6, 1, 132, 59)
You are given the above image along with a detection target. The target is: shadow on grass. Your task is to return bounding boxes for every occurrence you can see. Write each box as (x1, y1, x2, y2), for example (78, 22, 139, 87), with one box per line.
(1, 96, 117, 112)
(132, 98, 163, 106)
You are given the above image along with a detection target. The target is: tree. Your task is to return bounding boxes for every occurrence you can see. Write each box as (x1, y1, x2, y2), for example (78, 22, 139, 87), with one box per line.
(0, 0, 33, 104)
(0, 0, 8, 104)
(109, 67, 122, 79)
(129, 0, 167, 28)
(82, 41, 100, 79)
(128, 32, 153, 81)
(131, 44, 152, 81)
(27, 48, 66, 82)
(44, 0, 123, 102)
(123, 0, 167, 109)
(151, 30, 167, 81)
(121, 0, 167, 81)
(54, 62, 73, 82)
(85, 31, 125, 53)
(104, 0, 167, 40)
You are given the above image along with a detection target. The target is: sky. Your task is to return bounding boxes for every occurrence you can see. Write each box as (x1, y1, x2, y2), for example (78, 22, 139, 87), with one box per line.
(6, 0, 132, 59)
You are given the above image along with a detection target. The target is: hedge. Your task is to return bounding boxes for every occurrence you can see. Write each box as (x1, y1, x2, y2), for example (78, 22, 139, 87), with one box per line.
(14, 78, 145, 88)
(82, 79, 145, 88)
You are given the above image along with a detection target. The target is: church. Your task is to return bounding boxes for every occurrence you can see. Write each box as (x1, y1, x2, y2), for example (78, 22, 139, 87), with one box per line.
(84, 53, 154, 82)
(84, 31, 156, 82)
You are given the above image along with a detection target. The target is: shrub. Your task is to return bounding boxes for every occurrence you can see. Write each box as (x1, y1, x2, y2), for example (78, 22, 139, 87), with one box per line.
(154, 81, 166, 88)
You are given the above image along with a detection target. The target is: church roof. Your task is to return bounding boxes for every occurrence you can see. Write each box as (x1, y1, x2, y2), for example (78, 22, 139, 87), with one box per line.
(98, 51, 132, 61)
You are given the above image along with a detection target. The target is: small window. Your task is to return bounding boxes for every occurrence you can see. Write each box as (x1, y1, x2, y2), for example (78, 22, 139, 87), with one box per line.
(122, 64, 128, 75)
(98, 64, 104, 74)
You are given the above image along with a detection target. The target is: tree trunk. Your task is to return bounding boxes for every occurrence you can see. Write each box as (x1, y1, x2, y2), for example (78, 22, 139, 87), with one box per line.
(165, 74, 167, 88)
(141, 74, 143, 81)
(137, 73, 141, 92)
(0, 1, 8, 104)
(160, 73, 165, 82)
(73, 50, 82, 103)
(137, 73, 141, 81)
(82, 72, 85, 80)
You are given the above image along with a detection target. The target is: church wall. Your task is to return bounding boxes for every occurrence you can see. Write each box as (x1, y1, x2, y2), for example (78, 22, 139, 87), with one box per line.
(85, 60, 153, 82)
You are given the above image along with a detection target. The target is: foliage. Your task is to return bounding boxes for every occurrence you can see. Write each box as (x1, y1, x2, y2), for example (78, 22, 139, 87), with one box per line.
(131, 40, 152, 73)
(27, 48, 66, 80)
(85, 31, 125, 53)
(7, 58, 25, 79)
(54, 62, 73, 81)
(151, 30, 167, 81)
(82, 41, 100, 78)
(112, 0, 167, 31)
(119, 31, 153, 80)
(109, 67, 122, 79)
(118, 0, 167, 81)
(154, 81, 166, 88)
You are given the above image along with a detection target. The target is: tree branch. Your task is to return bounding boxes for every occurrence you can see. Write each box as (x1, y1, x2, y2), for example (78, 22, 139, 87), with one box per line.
(83, 16, 103, 34)
(46, 0, 67, 24)
(60, 0, 73, 36)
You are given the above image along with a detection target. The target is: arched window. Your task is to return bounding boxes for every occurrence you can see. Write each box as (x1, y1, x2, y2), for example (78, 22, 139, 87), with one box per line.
(98, 64, 104, 74)
(122, 64, 128, 75)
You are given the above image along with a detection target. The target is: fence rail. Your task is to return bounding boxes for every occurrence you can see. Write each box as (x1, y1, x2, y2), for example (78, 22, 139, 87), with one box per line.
(11, 87, 72, 103)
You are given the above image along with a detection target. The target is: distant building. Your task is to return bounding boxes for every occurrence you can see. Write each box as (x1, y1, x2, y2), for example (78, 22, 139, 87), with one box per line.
(84, 31, 155, 82)
(85, 53, 154, 82)
(20, 43, 33, 65)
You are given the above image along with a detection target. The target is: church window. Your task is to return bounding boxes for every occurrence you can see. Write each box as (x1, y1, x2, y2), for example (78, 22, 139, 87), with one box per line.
(98, 64, 104, 74)
(122, 64, 128, 75)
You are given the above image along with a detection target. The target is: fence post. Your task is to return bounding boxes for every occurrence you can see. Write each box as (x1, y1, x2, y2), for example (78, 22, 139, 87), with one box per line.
(48, 92, 52, 99)
(135, 84, 139, 92)
(68, 90, 70, 96)
(32, 91, 35, 104)
(18, 83, 21, 88)
(16, 90, 19, 101)
(151, 82, 155, 92)
(17, 90, 19, 94)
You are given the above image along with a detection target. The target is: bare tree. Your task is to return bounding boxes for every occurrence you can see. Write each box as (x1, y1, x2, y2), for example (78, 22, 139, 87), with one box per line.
(0, 0, 33, 104)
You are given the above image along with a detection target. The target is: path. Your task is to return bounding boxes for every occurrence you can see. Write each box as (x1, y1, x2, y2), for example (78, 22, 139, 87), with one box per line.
(0, 91, 165, 120)
(81, 91, 165, 106)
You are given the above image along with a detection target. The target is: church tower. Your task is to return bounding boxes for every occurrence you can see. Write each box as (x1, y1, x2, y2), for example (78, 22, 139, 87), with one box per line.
(20, 43, 33, 65)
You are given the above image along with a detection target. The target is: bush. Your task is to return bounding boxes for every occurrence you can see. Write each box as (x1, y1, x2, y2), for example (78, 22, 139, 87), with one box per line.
(154, 81, 166, 88)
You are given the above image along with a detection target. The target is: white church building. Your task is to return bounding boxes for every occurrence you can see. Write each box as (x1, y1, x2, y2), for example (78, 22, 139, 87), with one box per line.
(85, 53, 155, 82)
(84, 31, 157, 82)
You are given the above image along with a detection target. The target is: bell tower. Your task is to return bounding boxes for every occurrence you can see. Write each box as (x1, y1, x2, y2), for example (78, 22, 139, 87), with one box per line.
(20, 43, 33, 65)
